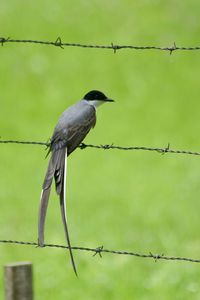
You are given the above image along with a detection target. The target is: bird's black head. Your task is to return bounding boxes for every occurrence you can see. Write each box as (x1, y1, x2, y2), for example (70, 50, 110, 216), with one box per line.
(84, 90, 114, 102)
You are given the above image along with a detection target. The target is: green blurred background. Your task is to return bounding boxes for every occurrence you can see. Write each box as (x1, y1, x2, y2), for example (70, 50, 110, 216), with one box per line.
(1, 1, 200, 299)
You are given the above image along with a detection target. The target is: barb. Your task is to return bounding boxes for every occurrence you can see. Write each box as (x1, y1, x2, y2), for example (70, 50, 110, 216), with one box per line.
(1, 37, 200, 53)
(0, 139, 200, 157)
(0, 239, 200, 264)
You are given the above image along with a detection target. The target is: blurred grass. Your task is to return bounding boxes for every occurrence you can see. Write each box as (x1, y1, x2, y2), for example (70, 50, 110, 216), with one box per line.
(1, 0, 200, 299)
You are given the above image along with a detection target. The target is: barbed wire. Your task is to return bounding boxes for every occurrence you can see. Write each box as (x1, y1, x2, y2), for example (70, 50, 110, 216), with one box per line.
(0, 139, 200, 157)
(1, 37, 200, 54)
(0, 140, 48, 146)
(1, 141, 199, 265)
(0, 239, 200, 264)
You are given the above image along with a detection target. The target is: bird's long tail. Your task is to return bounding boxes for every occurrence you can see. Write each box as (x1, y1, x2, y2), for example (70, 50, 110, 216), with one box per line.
(38, 150, 60, 246)
(58, 149, 77, 276)
(38, 147, 77, 275)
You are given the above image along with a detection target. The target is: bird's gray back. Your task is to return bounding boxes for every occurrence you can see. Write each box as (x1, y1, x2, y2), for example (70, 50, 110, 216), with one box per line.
(50, 100, 96, 154)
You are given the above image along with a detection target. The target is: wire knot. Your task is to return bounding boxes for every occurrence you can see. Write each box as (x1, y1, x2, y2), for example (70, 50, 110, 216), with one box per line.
(0, 37, 10, 46)
(54, 37, 64, 49)
(93, 246, 104, 258)
(111, 43, 120, 53)
(169, 42, 177, 55)
(149, 252, 164, 262)
(157, 143, 170, 155)
(101, 144, 113, 149)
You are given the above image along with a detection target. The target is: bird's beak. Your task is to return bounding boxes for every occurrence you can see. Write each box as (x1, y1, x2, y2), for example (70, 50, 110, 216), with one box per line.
(105, 98, 115, 102)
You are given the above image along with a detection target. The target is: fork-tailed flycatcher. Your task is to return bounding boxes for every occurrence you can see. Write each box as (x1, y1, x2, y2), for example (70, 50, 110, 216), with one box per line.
(38, 90, 114, 276)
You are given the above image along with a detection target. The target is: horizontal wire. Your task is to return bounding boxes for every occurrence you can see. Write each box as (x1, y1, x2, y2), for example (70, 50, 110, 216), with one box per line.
(0, 139, 200, 156)
(1, 37, 200, 268)
(0, 37, 200, 53)
(0, 239, 200, 264)
(0, 140, 48, 146)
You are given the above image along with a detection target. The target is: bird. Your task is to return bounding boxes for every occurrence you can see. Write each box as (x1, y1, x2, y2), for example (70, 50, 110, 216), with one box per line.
(38, 90, 114, 276)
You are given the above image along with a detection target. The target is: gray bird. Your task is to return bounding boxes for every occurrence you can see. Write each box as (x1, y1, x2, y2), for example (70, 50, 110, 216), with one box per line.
(38, 90, 114, 275)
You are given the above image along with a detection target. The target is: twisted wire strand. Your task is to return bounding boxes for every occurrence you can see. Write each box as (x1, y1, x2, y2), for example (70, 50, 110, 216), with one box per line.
(1, 37, 200, 53)
(0, 239, 200, 263)
(0, 139, 200, 156)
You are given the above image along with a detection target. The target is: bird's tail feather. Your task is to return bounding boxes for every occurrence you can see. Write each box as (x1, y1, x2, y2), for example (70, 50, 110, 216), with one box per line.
(38, 188, 51, 246)
(38, 150, 62, 246)
(59, 150, 78, 276)
(38, 148, 77, 275)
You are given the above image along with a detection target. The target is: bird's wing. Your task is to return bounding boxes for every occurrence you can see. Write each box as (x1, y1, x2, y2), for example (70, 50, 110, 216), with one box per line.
(50, 105, 96, 155)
